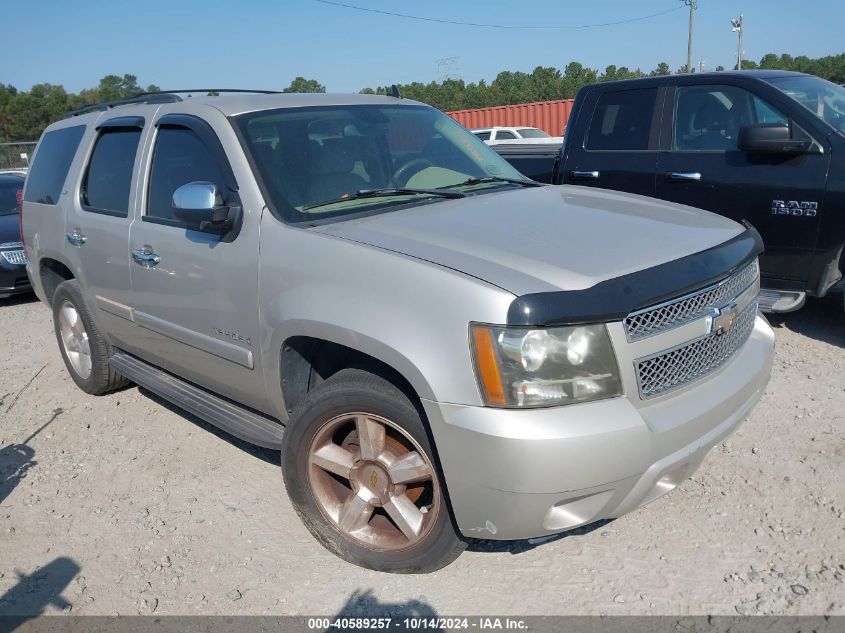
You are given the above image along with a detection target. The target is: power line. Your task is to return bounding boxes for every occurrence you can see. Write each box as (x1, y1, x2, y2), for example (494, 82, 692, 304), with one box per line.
(313, 0, 685, 30)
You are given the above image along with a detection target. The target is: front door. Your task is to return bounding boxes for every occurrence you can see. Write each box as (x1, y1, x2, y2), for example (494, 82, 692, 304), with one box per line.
(126, 112, 263, 408)
(655, 83, 830, 287)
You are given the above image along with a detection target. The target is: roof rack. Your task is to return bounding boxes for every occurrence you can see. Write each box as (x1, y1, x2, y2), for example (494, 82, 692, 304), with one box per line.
(65, 89, 284, 118)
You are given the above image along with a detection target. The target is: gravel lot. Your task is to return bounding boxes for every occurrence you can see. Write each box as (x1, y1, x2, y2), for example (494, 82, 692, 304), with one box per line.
(0, 292, 843, 617)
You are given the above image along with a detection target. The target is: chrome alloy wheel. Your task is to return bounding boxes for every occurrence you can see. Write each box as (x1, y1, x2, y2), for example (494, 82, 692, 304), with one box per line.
(307, 412, 440, 551)
(58, 300, 92, 379)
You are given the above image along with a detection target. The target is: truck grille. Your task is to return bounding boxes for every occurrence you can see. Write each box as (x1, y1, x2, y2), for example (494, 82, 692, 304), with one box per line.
(1, 249, 27, 265)
(636, 298, 757, 399)
(623, 260, 759, 342)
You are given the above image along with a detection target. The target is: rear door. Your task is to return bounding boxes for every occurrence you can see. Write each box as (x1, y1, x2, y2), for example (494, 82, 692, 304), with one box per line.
(63, 116, 146, 347)
(560, 86, 663, 197)
(125, 110, 264, 408)
(655, 81, 829, 286)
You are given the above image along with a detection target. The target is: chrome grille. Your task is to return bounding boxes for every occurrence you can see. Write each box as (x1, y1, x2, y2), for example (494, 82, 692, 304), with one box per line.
(623, 260, 759, 342)
(636, 299, 757, 399)
(1, 249, 27, 265)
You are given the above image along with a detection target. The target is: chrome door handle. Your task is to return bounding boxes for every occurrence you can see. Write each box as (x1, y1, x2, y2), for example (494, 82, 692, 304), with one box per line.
(66, 230, 87, 247)
(131, 247, 160, 268)
(667, 172, 702, 182)
(571, 170, 600, 180)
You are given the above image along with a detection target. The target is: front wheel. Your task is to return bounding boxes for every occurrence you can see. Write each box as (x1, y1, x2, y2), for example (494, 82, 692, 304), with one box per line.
(282, 368, 465, 573)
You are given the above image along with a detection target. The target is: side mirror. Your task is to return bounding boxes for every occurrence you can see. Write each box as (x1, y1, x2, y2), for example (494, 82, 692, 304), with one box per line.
(172, 182, 239, 236)
(738, 124, 810, 154)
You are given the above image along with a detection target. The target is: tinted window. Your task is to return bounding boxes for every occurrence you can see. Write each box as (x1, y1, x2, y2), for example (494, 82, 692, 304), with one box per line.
(24, 125, 86, 205)
(496, 130, 517, 139)
(673, 85, 788, 151)
(0, 176, 24, 216)
(473, 131, 491, 141)
(82, 128, 141, 216)
(585, 89, 657, 151)
(147, 127, 226, 221)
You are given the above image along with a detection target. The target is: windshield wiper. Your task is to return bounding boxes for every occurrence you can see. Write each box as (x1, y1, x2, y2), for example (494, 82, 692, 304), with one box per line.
(440, 176, 543, 189)
(301, 187, 465, 211)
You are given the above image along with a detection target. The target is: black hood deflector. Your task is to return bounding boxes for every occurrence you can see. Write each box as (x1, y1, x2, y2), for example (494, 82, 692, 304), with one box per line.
(507, 226, 764, 326)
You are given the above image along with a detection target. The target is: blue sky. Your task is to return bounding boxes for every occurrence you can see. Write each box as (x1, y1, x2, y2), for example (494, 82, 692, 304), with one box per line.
(4, 0, 842, 94)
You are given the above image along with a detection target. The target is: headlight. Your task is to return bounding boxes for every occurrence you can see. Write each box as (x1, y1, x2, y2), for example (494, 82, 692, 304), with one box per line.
(470, 323, 622, 408)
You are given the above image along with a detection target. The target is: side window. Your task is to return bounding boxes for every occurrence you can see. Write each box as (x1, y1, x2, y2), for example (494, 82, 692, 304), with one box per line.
(473, 131, 491, 141)
(752, 96, 788, 125)
(24, 125, 86, 205)
(585, 89, 657, 151)
(147, 127, 226, 222)
(81, 128, 142, 216)
(496, 130, 517, 140)
(673, 85, 788, 151)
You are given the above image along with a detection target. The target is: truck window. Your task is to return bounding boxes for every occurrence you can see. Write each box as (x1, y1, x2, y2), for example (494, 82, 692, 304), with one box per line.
(147, 127, 226, 222)
(473, 131, 491, 141)
(585, 89, 657, 151)
(24, 125, 86, 205)
(496, 130, 517, 140)
(673, 85, 787, 151)
(81, 128, 142, 216)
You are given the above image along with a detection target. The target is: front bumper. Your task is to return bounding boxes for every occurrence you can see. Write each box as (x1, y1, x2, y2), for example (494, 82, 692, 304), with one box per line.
(0, 256, 31, 298)
(423, 315, 775, 541)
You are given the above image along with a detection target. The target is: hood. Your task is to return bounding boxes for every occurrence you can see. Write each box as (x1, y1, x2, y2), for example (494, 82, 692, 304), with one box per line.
(312, 185, 744, 296)
(0, 213, 21, 245)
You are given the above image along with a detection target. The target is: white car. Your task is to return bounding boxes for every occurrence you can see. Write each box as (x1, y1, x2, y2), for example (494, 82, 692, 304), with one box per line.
(471, 126, 563, 145)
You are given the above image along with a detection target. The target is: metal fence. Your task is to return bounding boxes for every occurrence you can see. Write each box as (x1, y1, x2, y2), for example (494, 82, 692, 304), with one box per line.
(0, 142, 37, 170)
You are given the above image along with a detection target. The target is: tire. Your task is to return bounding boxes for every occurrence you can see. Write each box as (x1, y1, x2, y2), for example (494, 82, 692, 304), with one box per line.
(51, 279, 129, 395)
(282, 368, 466, 573)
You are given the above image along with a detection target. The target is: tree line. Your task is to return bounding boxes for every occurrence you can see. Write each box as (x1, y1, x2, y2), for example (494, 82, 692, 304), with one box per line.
(360, 53, 845, 112)
(2, 53, 844, 143)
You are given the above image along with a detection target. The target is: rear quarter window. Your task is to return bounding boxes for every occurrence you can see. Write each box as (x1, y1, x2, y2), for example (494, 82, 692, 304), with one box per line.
(24, 125, 86, 205)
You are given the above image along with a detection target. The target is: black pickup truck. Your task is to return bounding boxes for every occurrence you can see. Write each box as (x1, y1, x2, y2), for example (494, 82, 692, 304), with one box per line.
(495, 70, 845, 313)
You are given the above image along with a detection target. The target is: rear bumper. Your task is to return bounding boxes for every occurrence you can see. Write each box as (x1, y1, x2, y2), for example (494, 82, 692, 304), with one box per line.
(423, 315, 775, 541)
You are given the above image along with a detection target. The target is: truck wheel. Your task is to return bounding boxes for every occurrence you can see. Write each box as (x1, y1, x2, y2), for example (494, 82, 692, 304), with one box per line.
(51, 280, 128, 395)
(282, 368, 466, 573)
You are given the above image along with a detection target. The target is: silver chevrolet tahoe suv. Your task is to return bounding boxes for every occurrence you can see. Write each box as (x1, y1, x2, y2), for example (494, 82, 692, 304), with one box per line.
(21, 90, 774, 573)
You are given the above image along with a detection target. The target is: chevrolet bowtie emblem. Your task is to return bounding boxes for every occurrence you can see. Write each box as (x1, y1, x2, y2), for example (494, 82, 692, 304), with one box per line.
(370, 471, 378, 488)
(711, 303, 739, 335)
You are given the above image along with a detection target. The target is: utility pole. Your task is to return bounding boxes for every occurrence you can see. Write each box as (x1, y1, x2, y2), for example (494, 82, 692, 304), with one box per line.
(731, 15, 744, 70)
(698, 59, 706, 73)
(682, 0, 697, 74)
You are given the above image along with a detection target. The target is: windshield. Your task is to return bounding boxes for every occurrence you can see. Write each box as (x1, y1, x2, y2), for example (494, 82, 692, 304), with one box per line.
(235, 104, 529, 222)
(0, 178, 23, 216)
(517, 128, 551, 139)
(765, 75, 845, 134)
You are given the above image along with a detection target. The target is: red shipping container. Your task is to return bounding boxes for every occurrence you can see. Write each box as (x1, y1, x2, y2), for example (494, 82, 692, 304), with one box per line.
(447, 99, 574, 137)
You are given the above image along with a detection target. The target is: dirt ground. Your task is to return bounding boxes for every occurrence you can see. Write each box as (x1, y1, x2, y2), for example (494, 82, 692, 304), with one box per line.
(0, 292, 843, 618)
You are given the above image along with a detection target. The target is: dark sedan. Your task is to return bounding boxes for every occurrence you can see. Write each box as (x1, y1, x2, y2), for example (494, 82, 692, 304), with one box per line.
(0, 171, 31, 298)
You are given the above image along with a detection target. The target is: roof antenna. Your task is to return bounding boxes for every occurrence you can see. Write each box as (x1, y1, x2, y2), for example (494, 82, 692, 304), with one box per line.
(388, 84, 402, 99)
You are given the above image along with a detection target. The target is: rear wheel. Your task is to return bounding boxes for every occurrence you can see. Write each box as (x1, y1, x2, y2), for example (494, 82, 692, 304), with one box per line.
(282, 368, 465, 573)
(52, 280, 128, 395)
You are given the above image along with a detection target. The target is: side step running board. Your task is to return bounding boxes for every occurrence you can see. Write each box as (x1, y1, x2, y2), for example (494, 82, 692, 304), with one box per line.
(110, 351, 284, 449)
(758, 289, 806, 313)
